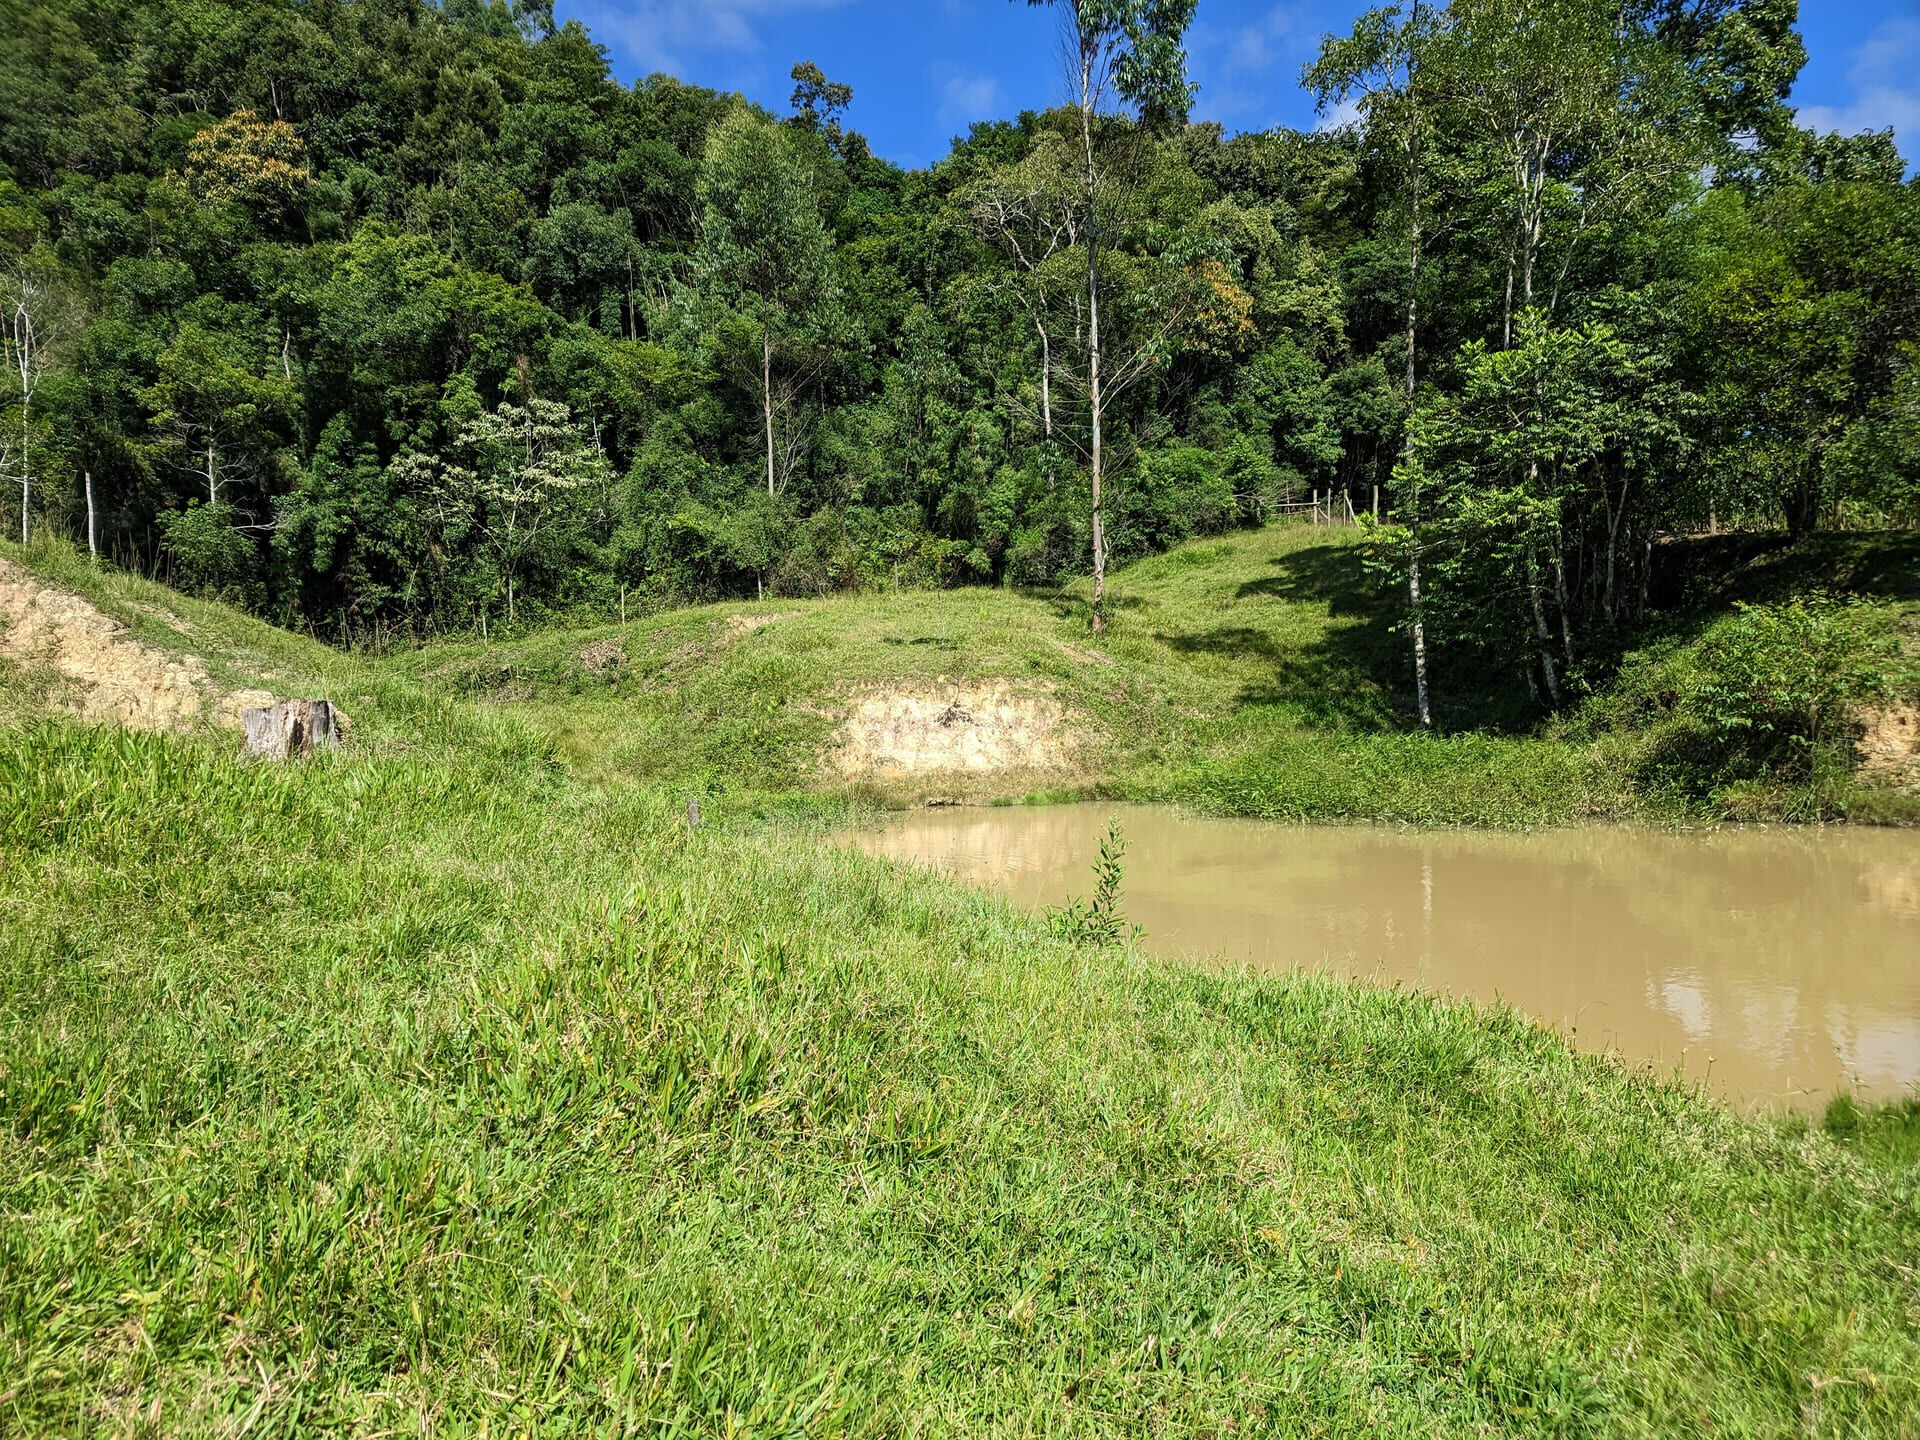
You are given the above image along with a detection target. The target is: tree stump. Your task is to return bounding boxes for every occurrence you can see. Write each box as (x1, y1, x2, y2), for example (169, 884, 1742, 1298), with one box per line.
(242, 699, 341, 761)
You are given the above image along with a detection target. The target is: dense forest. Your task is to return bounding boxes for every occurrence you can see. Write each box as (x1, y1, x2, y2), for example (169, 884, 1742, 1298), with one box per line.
(0, 0, 1914, 697)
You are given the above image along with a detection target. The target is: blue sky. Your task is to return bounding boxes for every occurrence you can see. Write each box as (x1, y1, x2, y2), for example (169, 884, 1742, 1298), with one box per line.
(553, 0, 1920, 172)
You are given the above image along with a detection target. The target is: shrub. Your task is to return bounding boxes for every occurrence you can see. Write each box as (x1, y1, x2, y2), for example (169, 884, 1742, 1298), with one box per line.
(1678, 595, 1895, 780)
(157, 501, 262, 608)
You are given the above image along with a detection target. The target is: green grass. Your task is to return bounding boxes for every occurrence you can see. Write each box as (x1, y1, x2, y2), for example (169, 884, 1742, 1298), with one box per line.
(5, 720, 1920, 1436)
(5, 533, 1920, 1432)
(372, 524, 1646, 823)
(365, 523, 1918, 826)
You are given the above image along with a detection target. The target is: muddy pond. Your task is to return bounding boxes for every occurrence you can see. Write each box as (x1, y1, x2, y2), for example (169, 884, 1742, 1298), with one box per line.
(850, 804, 1920, 1110)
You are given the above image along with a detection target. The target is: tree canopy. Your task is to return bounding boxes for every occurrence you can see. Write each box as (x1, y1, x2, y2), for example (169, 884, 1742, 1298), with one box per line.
(0, 0, 1910, 706)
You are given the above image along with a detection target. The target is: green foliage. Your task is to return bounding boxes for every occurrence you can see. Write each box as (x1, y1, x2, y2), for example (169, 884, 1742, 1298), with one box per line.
(5, 630, 1920, 1431)
(1824, 1094, 1920, 1172)
(1392, 312, 1694, 700)
(1045, 821, 1142, 944)
(155, 499, 259, 605)
(1679, 596, 1896, 774)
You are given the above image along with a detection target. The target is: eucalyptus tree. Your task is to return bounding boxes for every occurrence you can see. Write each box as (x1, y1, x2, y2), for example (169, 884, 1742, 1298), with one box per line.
(1433, 0, 1708, 346)
(1, 264, 74, 544)
(1307, 0, 1443, 727)
(686, 105, 848, 498)
(1015, 0, 1198, 632)
(967, 127, 1084, 487)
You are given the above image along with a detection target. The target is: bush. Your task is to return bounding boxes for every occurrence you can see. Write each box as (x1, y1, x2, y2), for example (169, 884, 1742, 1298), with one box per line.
(1678, 595, 1895, 780)
(157, 501, 262, 608)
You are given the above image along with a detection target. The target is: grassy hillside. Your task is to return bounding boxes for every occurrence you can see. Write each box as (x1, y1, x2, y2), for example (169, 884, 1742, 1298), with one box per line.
(5, 534, 1920, 1434)
(6, 719, 1920, 1437)
(386, 524, 1920, 825)
(378, 526, 1623, 823)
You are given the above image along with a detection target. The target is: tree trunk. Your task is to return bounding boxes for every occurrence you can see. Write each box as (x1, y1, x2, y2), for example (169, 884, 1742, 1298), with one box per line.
(1409, 552, 1433, 730)
(763, 330, 777, 496)
(1038, 318, 1054, 489)
(1525, 543, 1561, 705)
(1404, 0, 1432, 729)
(1603, 473, 1629, 625)
(1552, 540, 1575, 666)
(1079, 60, 1107, 635)
(85, 471, 96, 558)
(242, 699, 342, 761)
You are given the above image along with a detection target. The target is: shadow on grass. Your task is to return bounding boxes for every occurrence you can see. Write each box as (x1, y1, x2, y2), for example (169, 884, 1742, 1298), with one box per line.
(1163, 542, 1539, 734)
(1030, 589, 1151, 626)
(1652, 531, 1920, 611)
(881, 636, 961, 650)
(1149, 543, 1411, 729)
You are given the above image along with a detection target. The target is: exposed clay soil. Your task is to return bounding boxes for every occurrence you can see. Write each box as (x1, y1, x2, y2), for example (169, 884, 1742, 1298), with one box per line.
(724, 611, 795, 640)
(0, 559, 274, 732)
(1858, 703, 1920, 793)
(827, 680, 1077, 781)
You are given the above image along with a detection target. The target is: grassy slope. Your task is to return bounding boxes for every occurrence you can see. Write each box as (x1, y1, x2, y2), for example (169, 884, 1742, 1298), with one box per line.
(4, 538, 1920, 1435)
(7, 725, 1920, 1437)
(387, 525, 1641, 823)
(385, 524, 1920, 825)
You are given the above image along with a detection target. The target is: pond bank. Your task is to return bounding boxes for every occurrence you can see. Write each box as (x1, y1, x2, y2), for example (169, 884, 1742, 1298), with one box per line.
(852, 803, 1920, 1109)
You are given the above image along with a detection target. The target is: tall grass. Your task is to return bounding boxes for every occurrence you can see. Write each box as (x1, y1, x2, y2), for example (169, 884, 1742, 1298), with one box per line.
(4, 721, 1919, 1435)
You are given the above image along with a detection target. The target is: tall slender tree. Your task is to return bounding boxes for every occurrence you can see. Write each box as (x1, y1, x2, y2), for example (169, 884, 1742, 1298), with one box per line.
(1308, 1, 1441, 727)
(1018, 0, 1198, 633)
(687, 106, 847, 498)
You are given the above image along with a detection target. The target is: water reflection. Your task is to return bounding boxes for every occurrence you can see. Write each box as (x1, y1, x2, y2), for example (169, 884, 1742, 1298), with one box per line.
(849, 805, 1920, 1110)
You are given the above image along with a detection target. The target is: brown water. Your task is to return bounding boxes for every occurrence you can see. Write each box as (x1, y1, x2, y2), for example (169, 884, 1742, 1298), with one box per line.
(850, 805, 1920, 1110)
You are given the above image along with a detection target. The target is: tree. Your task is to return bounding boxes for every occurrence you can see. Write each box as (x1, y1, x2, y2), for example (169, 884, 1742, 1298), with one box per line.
(967, 129, 1085, 490)
(1432, 0, 1706, 345)
(686, 106, 847, 498)
(415, 397, 611, 627)
(1014, 0, 1199, 632)
(1400, 313, 1691, 701)
(789, 62, 853, 142)
(138, 316, 298, 519)
(179, 110, 310, 216)
(0, 266, 74, 544)
(1686, 168, 1920, 535)
(1307, 0, 1442, 726)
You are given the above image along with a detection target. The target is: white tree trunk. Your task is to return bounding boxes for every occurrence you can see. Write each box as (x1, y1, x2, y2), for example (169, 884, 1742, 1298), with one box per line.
(1078, 52, 1107, 635)
(763, 330, 777, 496)
(1404, 0, 1432, 729)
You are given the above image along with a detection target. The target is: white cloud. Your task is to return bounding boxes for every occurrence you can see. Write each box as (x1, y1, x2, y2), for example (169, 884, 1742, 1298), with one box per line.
(1798, 17, 1920, 160)
(938, 72, 1004, 130)
(563, 0, 851, 76)
(1188, 4, 1312, 125)
(1313, 95, 1362, 134)
(1218, 5, 1304, 76)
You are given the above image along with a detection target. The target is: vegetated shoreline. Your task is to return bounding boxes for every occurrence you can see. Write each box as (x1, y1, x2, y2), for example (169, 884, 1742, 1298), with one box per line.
(4, 536, 1920, 1433)
(386, 524, 1920, 830)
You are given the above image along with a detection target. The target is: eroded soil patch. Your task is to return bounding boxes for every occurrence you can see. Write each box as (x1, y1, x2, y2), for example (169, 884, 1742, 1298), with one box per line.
(1859, 703, 1920, 793)
(0, 559, 273, 731)
(828, 680, 1076, 780)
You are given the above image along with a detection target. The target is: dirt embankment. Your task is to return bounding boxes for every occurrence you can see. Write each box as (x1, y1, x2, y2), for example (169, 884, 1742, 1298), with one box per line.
(1858, 704, 1920, 794)
(828, 680, 1077, 783)
(0, 559, 273, 731)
